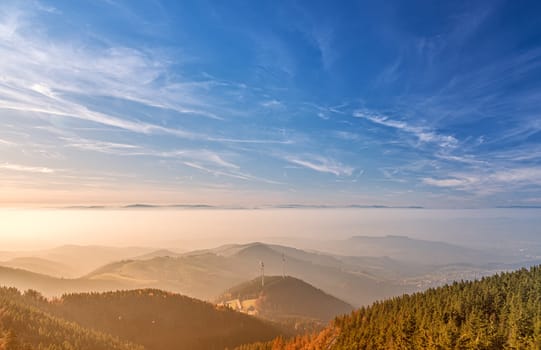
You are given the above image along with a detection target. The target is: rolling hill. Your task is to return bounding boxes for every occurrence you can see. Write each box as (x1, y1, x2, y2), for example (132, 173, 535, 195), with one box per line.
(0, 256, 77, 278)
(237, 265, 541, 349)
(132, 249, 182, 260)
(85, 242, 408, 306)
(0, 266, 133, 297)
(1, 239, 512, 306)
(0, 245, 155, 277)
(216, 276, 353, 327)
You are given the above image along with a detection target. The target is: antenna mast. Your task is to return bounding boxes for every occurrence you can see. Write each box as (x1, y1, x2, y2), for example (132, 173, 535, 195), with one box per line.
(282, 253, 286, 278)
(260, 261, 265, 287)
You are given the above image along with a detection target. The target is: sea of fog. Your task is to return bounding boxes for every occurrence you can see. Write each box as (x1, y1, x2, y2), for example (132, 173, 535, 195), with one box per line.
(0, 208, 540, 251)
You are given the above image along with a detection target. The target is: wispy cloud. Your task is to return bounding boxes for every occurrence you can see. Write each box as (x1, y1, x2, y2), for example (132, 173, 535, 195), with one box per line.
(353, 110, 458, 148)
(59, 134, 284, 185)
(183, 161, 283, 185)
(0, 9, 224, 120)
(434, 153, 487, 165)
(161, 150, 240, 170)
(423, 177, 471, 188)
(0, 6, 294, 146)
(285, 155, 354, 176)
(62, 135, 242, 170)
(423, 167, 541, 195)
(0, 162, 56, 174)
(0, 138, 15, 146)
(332, 130, 361, 141)
(375, 57, 402, 85)
(261, 99, 283, 108)
(310, 27, 336, 70)
(61, 137, 142, 154)
(0, 1, 538, 207)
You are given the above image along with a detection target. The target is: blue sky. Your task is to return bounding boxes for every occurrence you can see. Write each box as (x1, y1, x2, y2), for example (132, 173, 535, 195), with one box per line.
(0, 0, 541, 207)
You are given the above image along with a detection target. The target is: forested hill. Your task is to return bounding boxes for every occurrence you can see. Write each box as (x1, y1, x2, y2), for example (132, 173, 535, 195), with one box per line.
(217, 276, 353, 324)
(0, 287, 142, 350)
(0, 287, 283, 350)
(46, 289, 283, 350)
(237, 265, 541, 350)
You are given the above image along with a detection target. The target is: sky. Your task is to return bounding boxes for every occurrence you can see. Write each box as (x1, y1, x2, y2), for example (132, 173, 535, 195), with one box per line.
(1, 0, 541, 208)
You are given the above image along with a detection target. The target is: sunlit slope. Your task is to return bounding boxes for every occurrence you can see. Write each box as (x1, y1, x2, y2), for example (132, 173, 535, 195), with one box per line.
(238, 265, 541, 350)
(0, 287, 142, 350)
(0, 256, 77, 278)
(0, 245, 155, 277)
(0, 266, 133, 297)
(132, 249, 182, 260)
(216, 276, 354, 323)
(86, 252, 249, 299)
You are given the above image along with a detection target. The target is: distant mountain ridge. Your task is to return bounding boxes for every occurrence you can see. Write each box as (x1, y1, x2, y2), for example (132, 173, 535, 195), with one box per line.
(0, 238, 517, 306)
(304, 235, 498, 265)
(56, 203, 424, 209)
(84, 242, 407, 306)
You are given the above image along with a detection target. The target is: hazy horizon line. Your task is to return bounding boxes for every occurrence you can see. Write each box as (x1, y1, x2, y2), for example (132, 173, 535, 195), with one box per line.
(2, 203, 541, 210)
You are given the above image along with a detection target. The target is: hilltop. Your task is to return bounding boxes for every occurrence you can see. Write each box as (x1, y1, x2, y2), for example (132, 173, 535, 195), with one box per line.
(217, 276, 353, 330)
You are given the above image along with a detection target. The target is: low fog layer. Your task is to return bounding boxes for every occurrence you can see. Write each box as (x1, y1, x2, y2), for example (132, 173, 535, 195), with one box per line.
(1, 208, 540, 251)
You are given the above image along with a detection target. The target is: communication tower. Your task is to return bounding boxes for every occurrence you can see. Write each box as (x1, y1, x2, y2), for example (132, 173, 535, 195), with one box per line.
(260, 260, 265, 287)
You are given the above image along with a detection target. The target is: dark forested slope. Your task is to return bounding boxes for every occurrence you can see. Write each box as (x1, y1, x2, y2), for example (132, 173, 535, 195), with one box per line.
(237, 265, 541, 350)
(46, 289, 283, 350)
(0, 287, 142, 350)
(0, 287, 283, 350)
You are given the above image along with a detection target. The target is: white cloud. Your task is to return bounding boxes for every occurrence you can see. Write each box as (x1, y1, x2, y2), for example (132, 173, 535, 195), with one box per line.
(435, 153, 486, 165)
(332, 131, 360, 141)
(62, 137, 141, 154)
(422, 177, 472, 188)
(491, 168, 541, 183)
(0, 162, 55, 174)
(183, 161, 283, 185)
(354, 110, 458, 148)
(62, 135, 242, 170)
(261, 100, 283, 108)
(423, 167, 541, 194)
(285, 155, 354, 176)
(0, 138, 15, 146)
(0, 7, 294, 146)
(161, 150, 240, 170)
